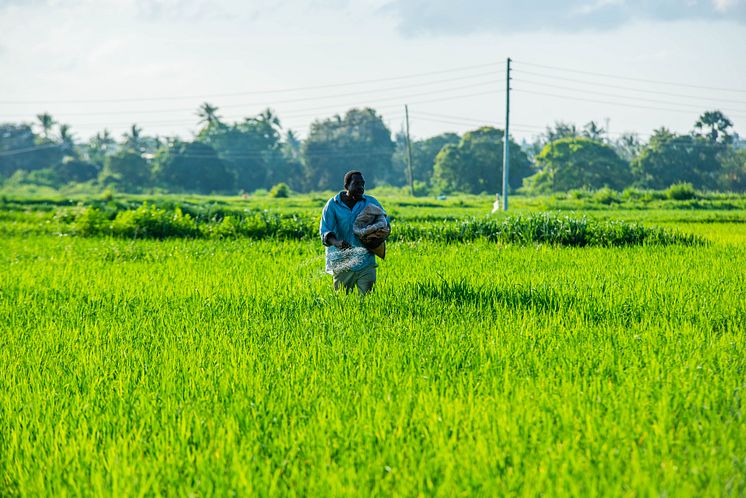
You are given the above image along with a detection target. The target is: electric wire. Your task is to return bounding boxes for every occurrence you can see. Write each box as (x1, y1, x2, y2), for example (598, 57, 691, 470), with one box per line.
(514, 88, 746, 119)
(0, 73, 502, 118)
(515, 79, 746, 115)
(513, 69, 746, 106)
(0, 61, 505, 105)
(515, 60, 746, 94)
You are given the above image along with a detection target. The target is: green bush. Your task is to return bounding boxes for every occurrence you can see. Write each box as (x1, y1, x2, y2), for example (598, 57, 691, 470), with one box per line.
(270, 183, 291, 198)
(592, 187, 620, 205)
(71, 207, 109, 236)
(568, 188, 592, 200)
(666, 183, 697, 200)
(64, 203, 701, 247)
(641, 190, 667, 202)
(621, 187, 644, 201)
(110, 204, 198, 239)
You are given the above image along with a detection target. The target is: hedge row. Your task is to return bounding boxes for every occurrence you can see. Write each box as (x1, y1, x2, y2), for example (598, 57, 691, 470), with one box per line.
(68, 204, 702, 247)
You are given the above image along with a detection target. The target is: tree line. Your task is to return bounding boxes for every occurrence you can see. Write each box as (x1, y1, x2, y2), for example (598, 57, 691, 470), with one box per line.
(1, 104, 744, 195)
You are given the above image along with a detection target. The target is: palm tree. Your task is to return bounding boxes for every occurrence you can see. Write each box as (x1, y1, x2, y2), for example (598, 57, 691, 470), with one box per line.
(583, 121, 605, 141)
(284, 129, 301, 160)
(88, 129, 116, 165)
(58, 124, 77, 156)
(258, 108, 280, 128)
(36, 112, 56, 140)
(197, 102, 222, 127)
(123, 124, 143, 152)
(694, 111, 733, 144)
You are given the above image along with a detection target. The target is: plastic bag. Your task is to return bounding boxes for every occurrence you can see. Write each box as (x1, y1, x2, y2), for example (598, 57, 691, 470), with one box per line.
(353, 204, 390, 257)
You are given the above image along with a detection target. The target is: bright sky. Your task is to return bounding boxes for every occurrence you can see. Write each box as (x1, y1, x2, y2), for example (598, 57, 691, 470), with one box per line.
(1, 0, 745, 143)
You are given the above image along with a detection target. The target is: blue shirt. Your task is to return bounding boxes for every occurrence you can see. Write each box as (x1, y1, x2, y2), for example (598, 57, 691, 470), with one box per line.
(319, 192, 389, 275)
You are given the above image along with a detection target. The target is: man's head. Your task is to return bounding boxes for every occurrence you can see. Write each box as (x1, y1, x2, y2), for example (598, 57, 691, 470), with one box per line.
(344, 170, 365, 200)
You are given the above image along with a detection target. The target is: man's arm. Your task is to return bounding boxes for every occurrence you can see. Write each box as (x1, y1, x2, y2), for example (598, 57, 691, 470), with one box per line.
(319, 199, 351, 250)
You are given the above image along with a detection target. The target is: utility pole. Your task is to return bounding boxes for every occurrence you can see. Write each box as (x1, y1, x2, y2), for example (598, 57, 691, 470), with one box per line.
(405, 105, 415, 196)
(502, 57, 511, 211)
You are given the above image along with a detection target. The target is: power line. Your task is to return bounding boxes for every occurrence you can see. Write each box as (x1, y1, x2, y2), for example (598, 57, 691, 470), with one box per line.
(0, 143, 62, 157)
(515, 60, 746, 94)
(513, 69, 746, 106)
(37, 89, 504, 129)
(0, 62, 505, 105)
(514, 89, 746, 119)
(0, 77, 502, 119)
(515, 79, 746, 115)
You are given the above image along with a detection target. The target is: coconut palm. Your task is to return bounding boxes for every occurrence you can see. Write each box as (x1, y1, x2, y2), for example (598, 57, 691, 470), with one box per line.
(58, 124, 77, 157)
(257, 108, 280, 128)
(197, 102, 222, 127)
(694, 110, 733, 144)
(36, 112, 56, 140)
(122, 124, 144, 152)
(87, 129, 116, 165)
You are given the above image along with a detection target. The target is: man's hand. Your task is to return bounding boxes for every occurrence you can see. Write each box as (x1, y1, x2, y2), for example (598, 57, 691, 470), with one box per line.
(327, 233, 351, 250)
(335, 240, 352, 250)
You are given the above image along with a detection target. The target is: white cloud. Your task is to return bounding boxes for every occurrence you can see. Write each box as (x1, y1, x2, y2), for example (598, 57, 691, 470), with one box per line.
(712, 0, 737, 12)
(383, 0, 746, 36)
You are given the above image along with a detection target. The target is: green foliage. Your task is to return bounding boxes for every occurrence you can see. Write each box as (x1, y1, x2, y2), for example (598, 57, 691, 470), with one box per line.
(303, 108, 395, 190)
(392, 132, 460, 187)
(55, 157, 99, 184)
(395, 213, 700, 246)
(632, 128, 720, 190)
(718, 147, 746, 192)
(591, 187, 620, 205)
(3, 109, 746, 197)
(153, 140, 235, 194)
(0, 124, 38, 177)
(72, 204, 199, 238)
(693, 110, 733, 144)
(433, 127, 532, 194)
(666, 182, 698, 200)
(64, 203, 700, 247)
(110, 204, 198, 238)
(0, 213, 743, 495)
(102, 150, 150, 191)
(197, 109, 289, 192)
(71, 205, 109, 236)
(531, 137, 631, 192)
(269, 182, 291, 198)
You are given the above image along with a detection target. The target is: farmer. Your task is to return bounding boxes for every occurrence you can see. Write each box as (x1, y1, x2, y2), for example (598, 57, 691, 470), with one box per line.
(319, 171, 389, 294)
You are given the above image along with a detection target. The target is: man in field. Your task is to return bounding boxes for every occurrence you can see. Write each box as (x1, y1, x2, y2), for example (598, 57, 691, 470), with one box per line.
(319, 171, 389, 295)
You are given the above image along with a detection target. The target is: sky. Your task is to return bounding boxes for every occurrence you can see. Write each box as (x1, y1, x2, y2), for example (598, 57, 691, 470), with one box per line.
(1, 0, 745, 144)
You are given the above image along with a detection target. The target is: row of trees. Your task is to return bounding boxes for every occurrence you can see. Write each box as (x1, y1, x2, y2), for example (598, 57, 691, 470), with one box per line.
(1, 106, 745, 194)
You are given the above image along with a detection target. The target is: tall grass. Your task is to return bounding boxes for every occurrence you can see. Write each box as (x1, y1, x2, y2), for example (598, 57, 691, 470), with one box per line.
(0, 235, 743, 496)
(0, 195, 743, 496)
(60, 205, 705, 246)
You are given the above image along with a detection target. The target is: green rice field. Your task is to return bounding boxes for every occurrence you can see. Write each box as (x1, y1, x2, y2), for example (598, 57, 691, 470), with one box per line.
(1, 193, 744, 496)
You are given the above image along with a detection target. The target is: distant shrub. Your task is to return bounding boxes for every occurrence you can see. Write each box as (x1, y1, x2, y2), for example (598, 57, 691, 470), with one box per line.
(621, 187, 644, 201)
(568, 188, 591, 200)
(641, 190, 667, 202)
(110, 204, 199, 238)
(72, 207, 109, 236)
(71, 203, 198, 238)
(65, 204, 701, 246)
(270, 183, 291, 198)
(393, 213, 701, 247)
(100, 189, 115, 202)
(666, 183, 697, 201)
(592, 187, 621, 205)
